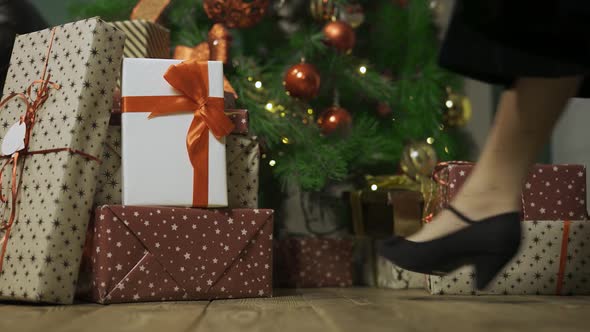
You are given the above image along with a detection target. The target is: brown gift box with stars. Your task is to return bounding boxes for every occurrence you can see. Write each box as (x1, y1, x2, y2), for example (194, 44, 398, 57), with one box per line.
(0, 18, 125, 304)
(82, 206, 274, 304)
(434, 163, 588, 221)
(428, 219, 590, 295)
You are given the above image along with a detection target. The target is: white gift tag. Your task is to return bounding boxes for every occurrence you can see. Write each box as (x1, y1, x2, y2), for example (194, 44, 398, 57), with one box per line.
(1, 122, 26, 156)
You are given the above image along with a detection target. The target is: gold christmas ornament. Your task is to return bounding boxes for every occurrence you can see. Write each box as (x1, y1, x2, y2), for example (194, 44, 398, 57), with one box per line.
(400, 142, 438, 180)
(339, 3, 364, 28)
(310, 0, 336, 22)
(443, 91, 472, 127)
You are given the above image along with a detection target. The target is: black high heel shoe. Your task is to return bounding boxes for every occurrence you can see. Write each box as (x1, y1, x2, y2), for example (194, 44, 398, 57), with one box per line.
(379, 206, 522, 290)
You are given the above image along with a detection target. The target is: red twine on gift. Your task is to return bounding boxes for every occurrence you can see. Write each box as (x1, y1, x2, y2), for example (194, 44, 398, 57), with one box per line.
(556, 220, 571, 295)
(0, 28, 101, 273)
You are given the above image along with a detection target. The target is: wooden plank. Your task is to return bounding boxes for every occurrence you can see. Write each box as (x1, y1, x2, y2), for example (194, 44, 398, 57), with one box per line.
(0, 301, 209, 332)
(196, 289, 337, 332)
(306, 288, 590, 332)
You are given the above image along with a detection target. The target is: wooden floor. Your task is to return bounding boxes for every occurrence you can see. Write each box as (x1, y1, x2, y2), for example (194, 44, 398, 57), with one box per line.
(1, 288, 589, 332)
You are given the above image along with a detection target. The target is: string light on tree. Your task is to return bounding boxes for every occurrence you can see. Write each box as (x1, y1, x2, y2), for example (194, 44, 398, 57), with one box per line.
(255, 81, 262, 88)
(359, 65, 367, 74)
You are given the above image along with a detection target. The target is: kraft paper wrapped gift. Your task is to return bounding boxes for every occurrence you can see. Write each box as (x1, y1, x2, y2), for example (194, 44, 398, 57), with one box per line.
(376, 255, 426, 290)
(121, 59, 232, 207)
(434, 163, 587, 220)
(110, 20, 170, 59)
(227, 134, 259, 208)
(83, 206, 274, 304)
(428, 220, 590, 295)
(0, 18, 125, 304)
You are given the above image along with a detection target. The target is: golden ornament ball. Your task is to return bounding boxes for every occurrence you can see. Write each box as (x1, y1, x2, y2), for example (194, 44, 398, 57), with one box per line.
(400, 142, 438, 180)
(339, 3, 364, 28)
(443, 92, 472, 127)
(283, 62, 321, 100)
(323, 20, 356, 53)
(203, 0, 270, 28)
(317, 105, 352, 135)
(310, 0, 336, 22)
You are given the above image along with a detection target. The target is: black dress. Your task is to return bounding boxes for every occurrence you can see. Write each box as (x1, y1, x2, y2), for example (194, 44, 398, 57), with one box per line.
(439, 1, 590, 96)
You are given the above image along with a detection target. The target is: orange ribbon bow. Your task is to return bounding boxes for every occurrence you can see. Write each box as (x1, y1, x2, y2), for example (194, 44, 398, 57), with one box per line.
(122, 60, 234, 206)
(173, 24, 237, 99)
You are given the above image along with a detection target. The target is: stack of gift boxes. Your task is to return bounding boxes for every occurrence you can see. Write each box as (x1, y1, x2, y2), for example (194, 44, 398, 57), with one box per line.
(426, 163, 590, 295)
(0, 16, 272, 305)
(361, 165, 590, 294)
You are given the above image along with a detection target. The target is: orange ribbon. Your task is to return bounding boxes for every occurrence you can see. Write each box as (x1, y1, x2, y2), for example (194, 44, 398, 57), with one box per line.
(122, 60, 234, 206)
(0, 28, 102, 272)
(173, 24, 237, 98)
(556, 220, 571, 295)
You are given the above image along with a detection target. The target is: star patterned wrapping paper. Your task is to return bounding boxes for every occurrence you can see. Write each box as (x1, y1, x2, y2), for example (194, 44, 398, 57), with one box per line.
(94, 124, 122, 206)
(434, 164, 588, 220)
(428, 220, 590, 295)
(0, 18, 125, 304)
(83, 206, 274, 304)
(275, 238, 354, 288)
(376, 255, 426, 290)
(227, 134, 259, 208)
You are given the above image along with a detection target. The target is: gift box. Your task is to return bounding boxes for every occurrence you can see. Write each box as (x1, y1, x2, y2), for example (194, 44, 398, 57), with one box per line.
(227, 134, 259, 208)
(434, 163, 588, 220)
(94, 122, 122, 206)
(121, 59, 233, 207)
(349, 184, 423, 239)
(0, 18, 125, 304)
(275, 237, 353, 288)
(226, 109, 249, 135)
(83, 205, 274, 304)
(376, 255, 426, 290)
(428, 219, 590, 295)
(110, 20, 169, 59)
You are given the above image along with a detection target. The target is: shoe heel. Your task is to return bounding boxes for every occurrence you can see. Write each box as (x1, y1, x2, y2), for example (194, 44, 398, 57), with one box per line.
(474, 254, 513, 290)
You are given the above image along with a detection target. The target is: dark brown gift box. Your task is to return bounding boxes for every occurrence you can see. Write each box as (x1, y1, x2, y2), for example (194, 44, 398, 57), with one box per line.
(348, 190, 423, 238)
(434, 163, 588, 220)
(275, 238, 353, 288)
(80, 206, 274, 304)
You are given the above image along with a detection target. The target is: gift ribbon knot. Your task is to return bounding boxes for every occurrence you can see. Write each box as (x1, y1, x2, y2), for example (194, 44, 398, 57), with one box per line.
(122, 60, 234, 206)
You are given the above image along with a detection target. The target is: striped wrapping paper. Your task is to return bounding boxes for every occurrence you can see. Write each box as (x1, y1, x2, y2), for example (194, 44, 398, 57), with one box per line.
(110, 19, 169, 58)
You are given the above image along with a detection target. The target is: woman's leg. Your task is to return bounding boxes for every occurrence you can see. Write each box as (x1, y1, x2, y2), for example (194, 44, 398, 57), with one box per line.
(409, 76, 582, 242)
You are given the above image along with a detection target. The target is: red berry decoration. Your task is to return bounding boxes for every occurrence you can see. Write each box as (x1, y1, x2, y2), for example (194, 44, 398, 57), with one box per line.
(283, 62, 321, 100)
(323, 20, 356, 53)
(203, 0, 270, 28)
(317, 105, 352, 135)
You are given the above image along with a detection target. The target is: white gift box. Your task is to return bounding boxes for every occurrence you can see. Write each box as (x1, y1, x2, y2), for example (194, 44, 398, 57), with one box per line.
(121, 58, 228, 207)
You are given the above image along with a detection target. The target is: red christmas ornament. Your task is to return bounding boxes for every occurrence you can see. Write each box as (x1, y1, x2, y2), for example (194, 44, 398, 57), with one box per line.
(317, 105, 352, 135)
(203, 0, 270, 28)
(323, 20, 356, 53)
(283, 62, 321, 100)
(376, 102, 392, 117)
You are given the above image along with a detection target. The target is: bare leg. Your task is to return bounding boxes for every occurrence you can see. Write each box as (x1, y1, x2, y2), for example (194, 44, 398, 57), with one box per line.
(409, 76, 582, 242)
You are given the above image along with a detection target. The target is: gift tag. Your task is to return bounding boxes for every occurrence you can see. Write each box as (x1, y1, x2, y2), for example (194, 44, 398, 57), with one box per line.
(1, 122, 26, 156)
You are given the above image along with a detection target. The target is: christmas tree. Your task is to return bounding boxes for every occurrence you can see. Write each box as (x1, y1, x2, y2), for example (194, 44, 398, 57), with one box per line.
(71, 0, 472, 193)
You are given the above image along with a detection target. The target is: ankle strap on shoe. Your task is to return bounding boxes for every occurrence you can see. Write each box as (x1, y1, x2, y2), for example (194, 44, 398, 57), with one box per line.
(447, 205, 476, 224)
